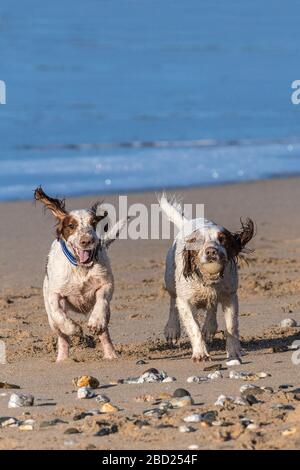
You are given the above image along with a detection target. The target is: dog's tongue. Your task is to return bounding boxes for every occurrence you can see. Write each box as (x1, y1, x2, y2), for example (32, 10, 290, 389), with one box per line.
(78, 250, 90, 264)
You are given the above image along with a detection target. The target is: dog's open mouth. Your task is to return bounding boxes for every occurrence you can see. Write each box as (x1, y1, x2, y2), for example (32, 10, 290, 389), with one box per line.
(73, 246, 94, 265)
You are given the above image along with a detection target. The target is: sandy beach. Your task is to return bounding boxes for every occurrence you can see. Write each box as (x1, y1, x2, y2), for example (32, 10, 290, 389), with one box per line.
(1, 177, 300, 450)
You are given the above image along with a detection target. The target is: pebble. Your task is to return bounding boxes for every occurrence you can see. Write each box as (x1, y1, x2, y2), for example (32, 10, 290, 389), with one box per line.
(135, 394, 155, 403)
(203, 364, 223, 372)
(183, 411, 216, 424)
(207, 370, 223, 380)
(179, 425, 195, 433)
(94, 424, 118, 437)
(158, 401, 174, 411)
(240, 384, 264, 397)
(245, 394, 259, 405)
(120, 369, 169, 384)
(72, 376, 99, 389)
(64, 440, 76, 447)
(173, 388, 191, 398)
(0, 417, 20, 428)
(95, 394, 110, 404)
(271, 403, 295, 410)
(143, 408, 165, 417)
(0, 382, 20, 390)
(77, 387, 96, 399)
(282, 427, 297, 437)
(8, 393, 34, 408)
(19, 423, 34, 431)
(187, 376, 208, 383)
(214, 395, 247, 407)
(247, 423, 258, 431)
(100, 403, 119, 413)
(280, 318, 297, 328)
(240, 417, 253, 427)
(64, 428, 81, 435)
(162, 376, 176, 383)
(136, 360, 147, 365)
(73, 410, 100, 421)
(188, 444, 199, 450)
(170, 396, 193, 408)
(226, 358, 242, 367)
(229, 370, 270, 381)
(40, 418, 67, 428)
(278, 384, 293, 390)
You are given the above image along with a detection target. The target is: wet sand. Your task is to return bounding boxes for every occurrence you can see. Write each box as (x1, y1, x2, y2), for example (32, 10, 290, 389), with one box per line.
(1, 177, 300, 450)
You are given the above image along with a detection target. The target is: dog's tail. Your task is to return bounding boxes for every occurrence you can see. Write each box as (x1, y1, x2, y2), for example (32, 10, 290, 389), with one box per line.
(102, 217, 129, 248)
(158, 193, 188, 230)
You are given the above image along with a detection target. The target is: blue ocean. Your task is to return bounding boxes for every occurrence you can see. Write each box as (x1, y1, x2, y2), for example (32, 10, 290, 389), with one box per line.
(1, 0, 300, 201)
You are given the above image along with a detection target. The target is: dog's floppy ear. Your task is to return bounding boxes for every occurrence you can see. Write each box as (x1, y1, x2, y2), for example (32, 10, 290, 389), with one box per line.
(90, 201, 108, 222)
(89, 201, 109, 232)
(230, 217, 255, 257)
(34, 186, 67, 220)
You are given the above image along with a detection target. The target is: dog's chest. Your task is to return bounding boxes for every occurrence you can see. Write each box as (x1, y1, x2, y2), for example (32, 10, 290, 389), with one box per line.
(65, 272, 104, 314)
(189, 282, 218, 310)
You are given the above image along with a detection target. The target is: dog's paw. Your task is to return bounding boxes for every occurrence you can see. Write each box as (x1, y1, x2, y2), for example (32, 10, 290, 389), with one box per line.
(103, 349, 119, 360)
(192, 353, 211, 363)
(164, 322, 181, 344)
(202, 323, 218, 344)
(87, 317, 107, 336)
(59, 319, 82, 337)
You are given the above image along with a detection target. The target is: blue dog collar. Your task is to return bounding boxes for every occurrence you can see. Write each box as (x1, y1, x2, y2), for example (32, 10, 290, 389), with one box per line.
(60, 239, 78, 266)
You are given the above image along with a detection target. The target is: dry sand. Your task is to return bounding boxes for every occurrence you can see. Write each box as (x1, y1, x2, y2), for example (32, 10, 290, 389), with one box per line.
(1, 177, 300, 450)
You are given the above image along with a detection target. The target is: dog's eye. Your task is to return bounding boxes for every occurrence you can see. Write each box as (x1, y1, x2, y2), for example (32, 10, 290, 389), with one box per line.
(68, 223, 75, 230)
(218, 234, 226, 245)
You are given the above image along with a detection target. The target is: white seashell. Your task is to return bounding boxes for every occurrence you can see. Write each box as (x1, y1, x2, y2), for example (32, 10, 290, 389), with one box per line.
(226, 358, 242, 367)
(77, 387, 96, 399)
(8, 393, 34, 408)
(179, 425, 194, 433)
(183, 413, 202, 423)
(207, 371, 223, 380)
(280, 318, 297, 328)
(162, 376, 176, 383)
(187, 376, 208, 383)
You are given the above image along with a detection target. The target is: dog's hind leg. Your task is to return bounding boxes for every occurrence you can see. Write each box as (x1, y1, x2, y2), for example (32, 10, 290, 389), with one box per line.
(164, 247, 181, 344)
(164, 295, 181, 345)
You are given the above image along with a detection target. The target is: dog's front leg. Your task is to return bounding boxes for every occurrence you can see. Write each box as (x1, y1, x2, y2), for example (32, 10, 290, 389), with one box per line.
(177, 297, 210, 362)
(202, 305, 218, 344)
(88, 286, 118, 360)
(221, 293, 242, 363)
(48, 294, 82, 362)
(164, 296, 181, 345)
(48, 293, 82, 337)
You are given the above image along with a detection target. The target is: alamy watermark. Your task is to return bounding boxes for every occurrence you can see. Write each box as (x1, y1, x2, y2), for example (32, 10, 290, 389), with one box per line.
(291, 80, 300, 104)
(95, 196, 205, 243)
(0, 80, 6, 104)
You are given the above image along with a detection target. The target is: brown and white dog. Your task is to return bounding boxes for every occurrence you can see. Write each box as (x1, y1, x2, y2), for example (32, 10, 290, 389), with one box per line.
(159, 195, 254, 365)
(34, 187, 126, 362)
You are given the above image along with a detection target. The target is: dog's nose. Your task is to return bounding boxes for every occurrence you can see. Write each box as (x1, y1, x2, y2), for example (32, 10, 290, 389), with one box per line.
(80, 235, 93, 247)
(205, 246, 218, 258)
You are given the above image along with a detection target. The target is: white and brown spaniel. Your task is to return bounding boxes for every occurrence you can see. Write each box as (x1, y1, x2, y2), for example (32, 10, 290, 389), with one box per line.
(34, 187, 126, 362)
(159, 194, 254, 365)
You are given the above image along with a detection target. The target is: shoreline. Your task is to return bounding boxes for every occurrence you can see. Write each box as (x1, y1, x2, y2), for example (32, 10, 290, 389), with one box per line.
(1, 173, 300, 205)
